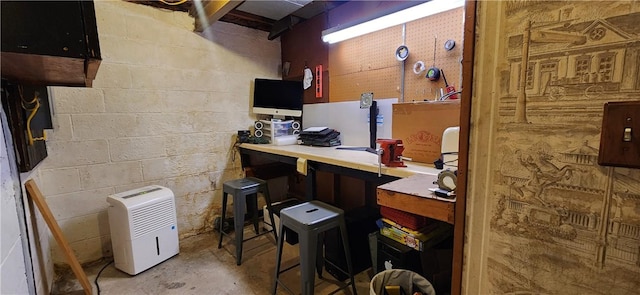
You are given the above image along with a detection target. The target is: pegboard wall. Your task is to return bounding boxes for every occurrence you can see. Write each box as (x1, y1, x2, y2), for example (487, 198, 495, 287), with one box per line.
(328, 7, 464, 102)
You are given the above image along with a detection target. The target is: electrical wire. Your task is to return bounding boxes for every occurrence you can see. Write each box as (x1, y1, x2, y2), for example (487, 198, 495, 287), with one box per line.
(25, 99, 44, 145)
(18, 86, 46, 145)
(229, 137, 244, 177)
(441, 152, 459, 165)
(231, 141, 241, 164)
(158, 0, 188, 5)
(94, 260, 113, 295)
(443, 158, 459, 165)
(439, 90, 462, 101)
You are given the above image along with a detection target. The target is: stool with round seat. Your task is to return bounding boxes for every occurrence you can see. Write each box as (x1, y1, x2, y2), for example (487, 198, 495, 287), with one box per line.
(218, 177, 277, 265)
(272, 200, 357, 295)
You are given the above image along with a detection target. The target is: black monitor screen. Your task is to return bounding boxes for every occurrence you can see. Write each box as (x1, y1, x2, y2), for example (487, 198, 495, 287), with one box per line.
(253, 78, 303, 112)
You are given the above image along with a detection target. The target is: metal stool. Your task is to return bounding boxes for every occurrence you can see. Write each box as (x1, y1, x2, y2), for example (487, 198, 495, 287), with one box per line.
(272, 201, 357, 295)
(218, 177, 278, 265)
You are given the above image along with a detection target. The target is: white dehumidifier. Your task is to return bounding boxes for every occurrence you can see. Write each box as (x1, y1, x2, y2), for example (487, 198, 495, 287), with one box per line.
(107, 185, 179, 275)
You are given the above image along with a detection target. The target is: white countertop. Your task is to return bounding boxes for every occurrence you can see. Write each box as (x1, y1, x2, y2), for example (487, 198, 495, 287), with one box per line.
(240, 143, 441, 178)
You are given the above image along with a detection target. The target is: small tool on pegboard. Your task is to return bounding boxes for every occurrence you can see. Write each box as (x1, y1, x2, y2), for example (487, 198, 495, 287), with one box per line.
(441, 69, 458, 99)
(425, 36, 441, 81)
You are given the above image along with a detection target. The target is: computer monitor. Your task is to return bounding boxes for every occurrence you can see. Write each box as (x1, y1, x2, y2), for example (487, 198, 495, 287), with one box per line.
(252, 78, 303, 119)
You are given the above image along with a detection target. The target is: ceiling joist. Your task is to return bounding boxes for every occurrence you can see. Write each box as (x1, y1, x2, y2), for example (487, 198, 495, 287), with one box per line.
(194, 0, 244, 32)
(221, 9, 276, 32)
(128, 0, 349, 39)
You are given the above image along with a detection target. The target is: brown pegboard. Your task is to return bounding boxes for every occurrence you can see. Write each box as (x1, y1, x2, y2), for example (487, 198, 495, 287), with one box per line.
(405, 8, 464, 102)
(328, 7, 464, 103)
(331, 67, 401, 101)
(329, 25, 402, 101)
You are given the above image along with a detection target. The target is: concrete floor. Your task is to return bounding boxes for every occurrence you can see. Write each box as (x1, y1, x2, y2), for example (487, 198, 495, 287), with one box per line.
(54, 227, 374, 295)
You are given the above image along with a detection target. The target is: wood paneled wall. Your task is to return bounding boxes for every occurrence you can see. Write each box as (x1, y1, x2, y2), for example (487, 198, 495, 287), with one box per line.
(281, 14, 329, 104)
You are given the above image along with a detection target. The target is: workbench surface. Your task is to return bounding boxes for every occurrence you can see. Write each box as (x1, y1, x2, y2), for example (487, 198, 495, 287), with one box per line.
(240, 143, 454, 223)
(239, 143, 441, 178)
(377, 173, 456, 224)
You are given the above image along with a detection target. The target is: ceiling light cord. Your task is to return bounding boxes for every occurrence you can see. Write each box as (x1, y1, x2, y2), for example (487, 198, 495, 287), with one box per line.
(159, 0, 188, 6)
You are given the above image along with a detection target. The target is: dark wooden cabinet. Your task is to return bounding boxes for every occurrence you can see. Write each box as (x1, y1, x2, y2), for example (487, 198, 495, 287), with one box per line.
(0, 1, 100, 171)
(1, 1, 101, 87)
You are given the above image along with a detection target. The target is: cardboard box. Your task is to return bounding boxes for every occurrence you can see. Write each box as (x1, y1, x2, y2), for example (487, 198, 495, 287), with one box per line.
(392, 100, 460, 164)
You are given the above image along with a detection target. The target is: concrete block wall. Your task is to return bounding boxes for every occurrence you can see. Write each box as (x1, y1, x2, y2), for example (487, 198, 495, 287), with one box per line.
(31, 0, 281, 267)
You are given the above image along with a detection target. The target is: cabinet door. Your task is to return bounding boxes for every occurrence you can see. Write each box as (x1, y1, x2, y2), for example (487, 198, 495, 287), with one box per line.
(1, 1, 101, 86)
(2, 1, 87, 58)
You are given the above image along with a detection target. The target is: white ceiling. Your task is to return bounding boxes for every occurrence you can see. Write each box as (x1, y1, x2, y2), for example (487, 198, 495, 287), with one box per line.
(236, 0, 313, 21)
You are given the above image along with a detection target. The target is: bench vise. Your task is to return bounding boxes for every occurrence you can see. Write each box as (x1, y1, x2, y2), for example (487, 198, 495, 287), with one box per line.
(376, 139, 407, 168)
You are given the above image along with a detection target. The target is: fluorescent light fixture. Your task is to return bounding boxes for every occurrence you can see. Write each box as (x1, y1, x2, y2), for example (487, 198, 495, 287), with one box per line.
(321, 0, 465, 44)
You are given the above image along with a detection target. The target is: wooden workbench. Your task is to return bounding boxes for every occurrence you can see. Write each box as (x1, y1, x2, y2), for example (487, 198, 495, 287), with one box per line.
(239, 143, 441, 178)
(377, 173, 455, 224)
(239, 143, 442, 202)
(239, 143, 455, 224)
(239, 143, 459, 292)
